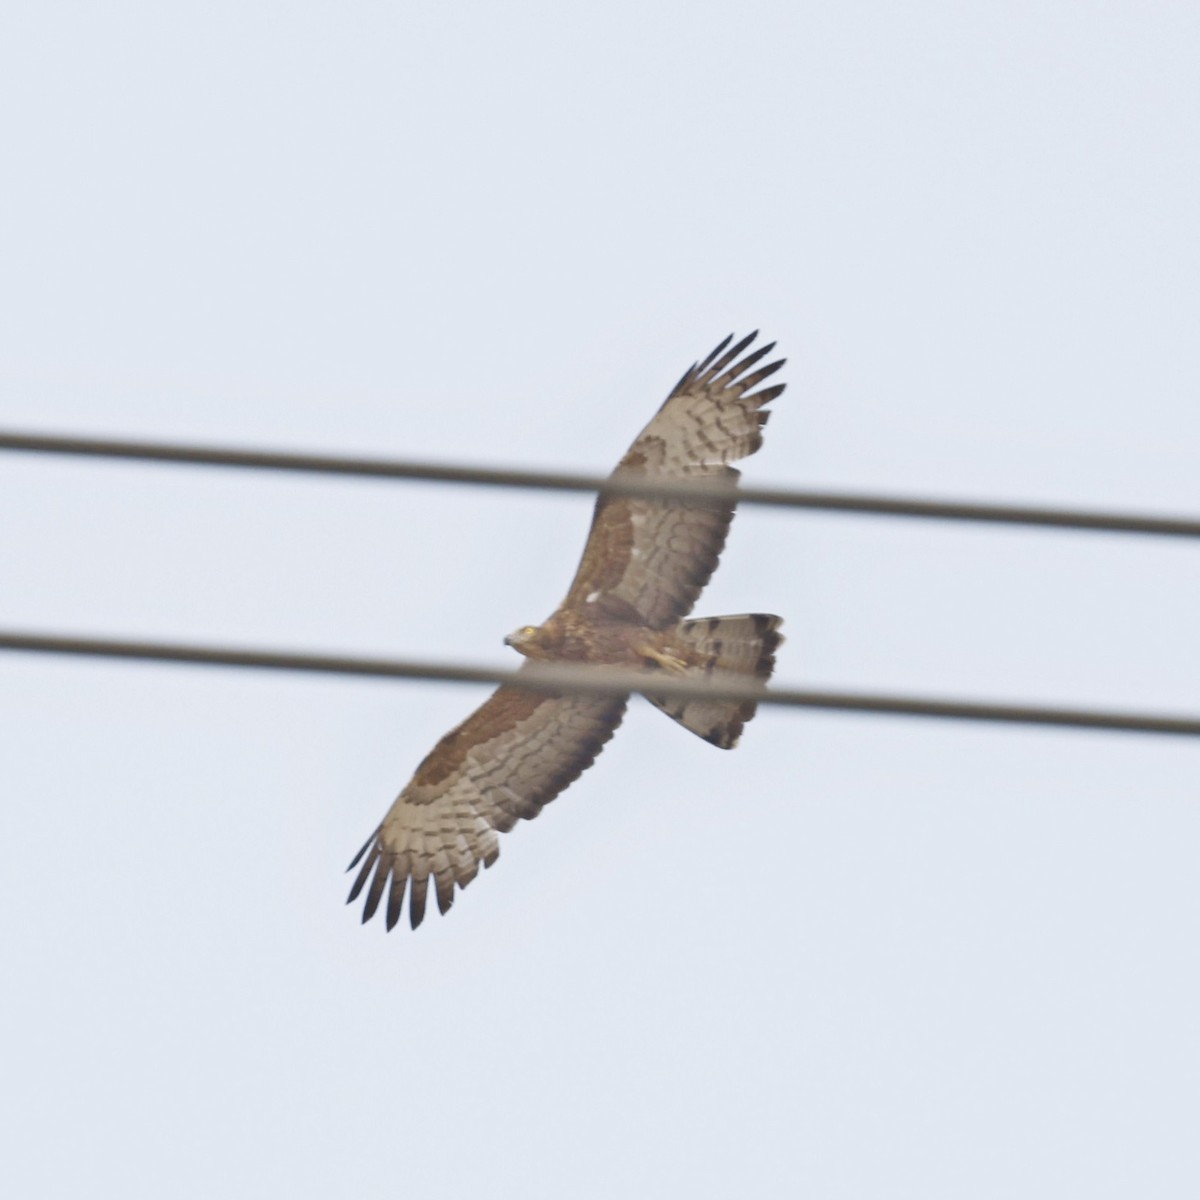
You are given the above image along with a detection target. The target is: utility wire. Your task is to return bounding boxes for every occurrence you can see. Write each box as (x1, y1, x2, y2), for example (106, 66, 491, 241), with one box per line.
(3, 630, 1198, 738)
(3, 429, 1198, 539)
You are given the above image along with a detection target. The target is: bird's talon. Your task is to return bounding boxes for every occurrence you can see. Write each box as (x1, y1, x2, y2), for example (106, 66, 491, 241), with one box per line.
(639, 647, 689, 674)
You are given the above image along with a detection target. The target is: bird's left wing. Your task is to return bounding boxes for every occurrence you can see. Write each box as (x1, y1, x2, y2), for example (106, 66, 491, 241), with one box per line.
(563, 332, 785, 629)
(348, 675, 627, 930)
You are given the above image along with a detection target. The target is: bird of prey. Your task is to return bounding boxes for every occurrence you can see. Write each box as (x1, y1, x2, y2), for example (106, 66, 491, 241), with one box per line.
(348, 332, 786, 930)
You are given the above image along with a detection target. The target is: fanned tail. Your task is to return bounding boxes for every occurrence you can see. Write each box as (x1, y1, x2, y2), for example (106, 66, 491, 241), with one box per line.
(644, 613, 783, 749)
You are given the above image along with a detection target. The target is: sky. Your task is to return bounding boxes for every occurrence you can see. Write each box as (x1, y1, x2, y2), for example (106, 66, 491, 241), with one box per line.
(2, 2, 1198, 1197)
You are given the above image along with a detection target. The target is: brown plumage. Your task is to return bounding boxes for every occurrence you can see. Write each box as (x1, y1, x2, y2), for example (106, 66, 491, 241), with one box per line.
(348, 332, 787, 930)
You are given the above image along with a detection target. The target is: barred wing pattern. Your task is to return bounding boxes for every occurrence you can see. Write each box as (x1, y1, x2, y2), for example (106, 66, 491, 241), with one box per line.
(349, 676, 627, 930)
(563, 332, 785, 629)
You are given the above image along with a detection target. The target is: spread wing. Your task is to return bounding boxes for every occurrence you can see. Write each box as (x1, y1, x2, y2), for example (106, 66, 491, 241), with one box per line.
(348, 675, 627, 930)
(563, 332, 786, 629)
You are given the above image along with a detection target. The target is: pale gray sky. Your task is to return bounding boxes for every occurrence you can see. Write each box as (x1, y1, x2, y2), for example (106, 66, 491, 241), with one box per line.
(2, 3, 1198, 1197)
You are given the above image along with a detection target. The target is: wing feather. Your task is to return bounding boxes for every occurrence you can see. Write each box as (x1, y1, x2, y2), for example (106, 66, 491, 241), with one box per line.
(346, 838, 381, 902)
(564, 332, 786, 628)
(700, 330, 759, 383)
(363, 861, 389, 924)
(349, 672, 627, 930)
(409, 873, 429, 929)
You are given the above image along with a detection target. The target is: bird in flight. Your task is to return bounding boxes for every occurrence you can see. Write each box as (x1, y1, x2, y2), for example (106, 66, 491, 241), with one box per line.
(348, 332, 787, 930)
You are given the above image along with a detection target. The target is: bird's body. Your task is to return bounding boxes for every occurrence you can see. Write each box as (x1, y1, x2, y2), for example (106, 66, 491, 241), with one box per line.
(506, 601, 722, 670)
(348, 332, 787, 930)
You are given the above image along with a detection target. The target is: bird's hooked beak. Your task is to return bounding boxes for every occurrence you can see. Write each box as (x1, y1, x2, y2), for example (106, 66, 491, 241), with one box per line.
(504, 624, 539, 651)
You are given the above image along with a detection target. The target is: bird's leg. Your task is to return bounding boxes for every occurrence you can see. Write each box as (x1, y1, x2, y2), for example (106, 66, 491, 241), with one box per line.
(635, 643, 690, 675)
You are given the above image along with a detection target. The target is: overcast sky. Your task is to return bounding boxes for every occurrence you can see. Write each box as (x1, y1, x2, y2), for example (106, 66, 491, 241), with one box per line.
(2, 3, 1198, 1197)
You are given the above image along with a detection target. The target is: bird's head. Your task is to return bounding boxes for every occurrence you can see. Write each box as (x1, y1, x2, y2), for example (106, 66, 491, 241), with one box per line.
(504, 624, 542, 656)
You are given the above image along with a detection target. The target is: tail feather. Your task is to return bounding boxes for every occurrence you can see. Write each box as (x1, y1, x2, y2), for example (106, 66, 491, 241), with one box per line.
(644, 613, 783, 749)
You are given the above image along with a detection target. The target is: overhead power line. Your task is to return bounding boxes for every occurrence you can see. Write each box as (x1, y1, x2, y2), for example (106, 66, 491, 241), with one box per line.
(2, 429, 1198, 539)
(2, 630, 1198, 738)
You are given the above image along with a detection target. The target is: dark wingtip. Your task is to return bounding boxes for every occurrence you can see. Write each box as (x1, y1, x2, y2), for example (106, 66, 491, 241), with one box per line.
(728, 331, 758, 358)
(346, 841, 381, 904)
(362, 865, 389, 923)
(753, 383, 786, 406)
(700, 331, 759, 383)
(667, 361, 699, 399)
(408, 876, 429, 930)
(702, 723, 742, 749)
(385, 876, 404, 931)
(346, 826, 380, 872)
(697, 333, 735, 373)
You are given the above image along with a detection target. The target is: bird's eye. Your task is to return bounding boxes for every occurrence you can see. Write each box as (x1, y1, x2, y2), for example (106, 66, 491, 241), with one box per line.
(523, 626, 537, 636)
